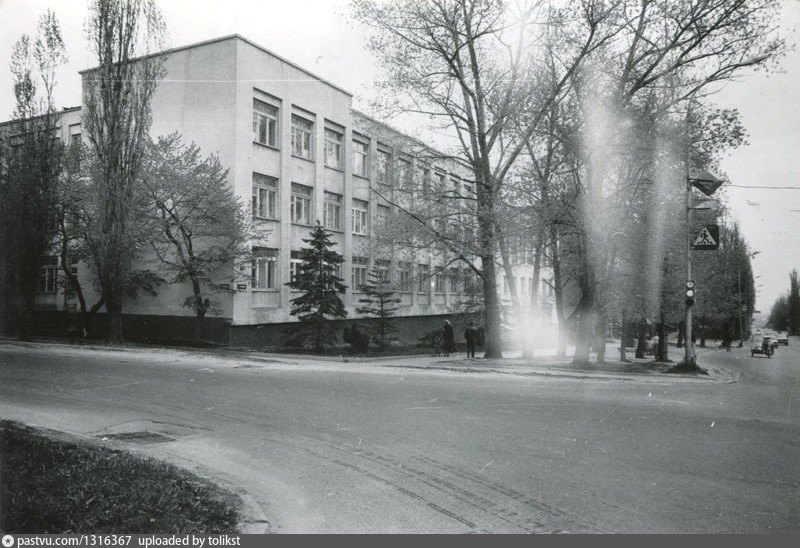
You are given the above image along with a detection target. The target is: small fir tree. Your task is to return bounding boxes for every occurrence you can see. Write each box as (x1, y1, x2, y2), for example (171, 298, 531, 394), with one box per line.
(356, 266, 401, 351)
(285, 222, 347, 350)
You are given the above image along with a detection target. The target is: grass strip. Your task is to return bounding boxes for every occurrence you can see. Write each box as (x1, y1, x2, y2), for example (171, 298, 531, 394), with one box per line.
(0, 421, 239, 534)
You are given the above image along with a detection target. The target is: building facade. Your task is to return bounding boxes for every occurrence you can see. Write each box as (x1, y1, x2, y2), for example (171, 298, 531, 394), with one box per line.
(9, 35, 556, 346)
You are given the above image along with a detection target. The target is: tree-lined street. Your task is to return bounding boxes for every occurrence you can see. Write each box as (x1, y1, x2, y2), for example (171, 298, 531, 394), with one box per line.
(1, 341, 798, 532)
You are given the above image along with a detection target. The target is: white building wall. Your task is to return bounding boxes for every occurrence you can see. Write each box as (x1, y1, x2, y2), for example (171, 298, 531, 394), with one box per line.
(33, 35, 553, 331)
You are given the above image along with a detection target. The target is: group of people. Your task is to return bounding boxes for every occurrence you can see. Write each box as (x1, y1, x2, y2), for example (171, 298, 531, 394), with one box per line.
(441, 320, 482, 358)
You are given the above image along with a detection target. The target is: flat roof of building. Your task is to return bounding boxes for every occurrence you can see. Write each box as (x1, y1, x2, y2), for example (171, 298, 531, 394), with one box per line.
(0, 106, 81, 129)
(79, 34, 353, 97)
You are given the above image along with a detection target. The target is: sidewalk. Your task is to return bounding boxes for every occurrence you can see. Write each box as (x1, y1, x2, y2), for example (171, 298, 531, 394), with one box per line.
(0, 335, 740, 383)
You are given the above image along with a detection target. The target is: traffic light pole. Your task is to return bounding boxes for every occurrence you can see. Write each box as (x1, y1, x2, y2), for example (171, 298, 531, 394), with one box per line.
(684, 107, 695, 367)
(685, 178, 695, 366)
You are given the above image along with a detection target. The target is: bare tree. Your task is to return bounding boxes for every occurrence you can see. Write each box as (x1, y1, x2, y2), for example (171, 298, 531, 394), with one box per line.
(0, 10, 66, 339)
(530, 0, 786, 363)
(352, 0, 615, 357)
(81, 0, 167, 343)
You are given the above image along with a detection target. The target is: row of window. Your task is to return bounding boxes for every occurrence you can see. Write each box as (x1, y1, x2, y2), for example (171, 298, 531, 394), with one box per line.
(253, 98, 370, 177)
(252, 173, 385, 233)
(252, 98, 477, 196)
(252, 252, 470, 295)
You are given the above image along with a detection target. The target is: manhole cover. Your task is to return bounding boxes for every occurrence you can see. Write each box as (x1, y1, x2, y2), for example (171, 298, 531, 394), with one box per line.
(102, 431, 175, 443)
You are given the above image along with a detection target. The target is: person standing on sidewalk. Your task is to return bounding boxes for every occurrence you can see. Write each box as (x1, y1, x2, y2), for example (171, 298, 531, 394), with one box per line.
(442, 320, 455, 357)
(464, 321, 478, 358)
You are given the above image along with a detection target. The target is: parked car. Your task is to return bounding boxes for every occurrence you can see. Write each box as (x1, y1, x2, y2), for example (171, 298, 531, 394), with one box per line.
(777, 333, 789, 346)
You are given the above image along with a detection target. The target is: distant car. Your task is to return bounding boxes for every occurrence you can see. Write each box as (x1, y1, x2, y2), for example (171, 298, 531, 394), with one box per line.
(752, 340, 772, 358)
(777, 334, 789, 346)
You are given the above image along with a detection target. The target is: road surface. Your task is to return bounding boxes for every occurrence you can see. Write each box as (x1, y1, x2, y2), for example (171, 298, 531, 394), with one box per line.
(1, 340, 798, 533)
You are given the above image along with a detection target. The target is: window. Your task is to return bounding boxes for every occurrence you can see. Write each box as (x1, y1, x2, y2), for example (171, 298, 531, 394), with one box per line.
(448, 270, 460, 293)
(376, 204, 390, 227)
(67, 124, 82, 170)
(290, 250, 303, 284)
(65, 256, 79, 294)
(291, 183, 312, 225)
(376, 148, 391, 186)
(253, 99, 278, 147)
(68, 133, 82, 170)
(434, 171, 446, 192)
(353, 138, 369, 177)
(464, 271, 479, 294)
(252, 173, 278, 219)
(352, 199, 369, 235)
(434, 271, 445, 293)
(251, 248, 278, 290)
(352, 257, 369, 291)
(398, 262, 412, 291)
(375, 259, 391, 281)
(417, 263, 430, 293)
(416, 166, 429, 193)
(291, 114, 313, 159)
(40, 256, 58, 294)
(450, 176, 460, 198)
(398, 158, 412, 188)
(324, 127, 343, 168)
(323, 192, 342, 231)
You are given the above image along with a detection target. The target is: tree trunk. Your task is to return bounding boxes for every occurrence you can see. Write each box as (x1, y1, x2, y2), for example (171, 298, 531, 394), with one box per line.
(105, 291, 124, 344)
(550, 227, 567, 357)
(595, 311, 607, 364)
(619, 311, 628, 362)
(573, 299, 593, 364)
(656, 309, 667, 362)
(193, 309, 207, 342)
(481, 256, 503, 358)
(635, 318, 647, 358)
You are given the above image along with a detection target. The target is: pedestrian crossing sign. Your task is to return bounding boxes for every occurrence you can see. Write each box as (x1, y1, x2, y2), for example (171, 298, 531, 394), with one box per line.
(693, 225, 719, 250)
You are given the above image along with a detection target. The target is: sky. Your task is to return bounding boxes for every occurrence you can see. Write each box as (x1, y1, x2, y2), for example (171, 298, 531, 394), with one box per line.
(1, 0, 799, 318)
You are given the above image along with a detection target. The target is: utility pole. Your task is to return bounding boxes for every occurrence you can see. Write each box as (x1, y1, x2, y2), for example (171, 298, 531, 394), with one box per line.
(683, 102, 723, 368)
(684, 106, 695, 368)
(738, 267, 744, 347)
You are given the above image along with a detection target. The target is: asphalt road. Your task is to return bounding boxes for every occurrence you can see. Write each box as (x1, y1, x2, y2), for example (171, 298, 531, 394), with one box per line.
(1, 340, 798, 533)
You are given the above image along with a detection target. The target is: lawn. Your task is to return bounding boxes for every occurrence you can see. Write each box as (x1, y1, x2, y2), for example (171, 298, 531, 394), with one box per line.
(0, 421, 240, 534)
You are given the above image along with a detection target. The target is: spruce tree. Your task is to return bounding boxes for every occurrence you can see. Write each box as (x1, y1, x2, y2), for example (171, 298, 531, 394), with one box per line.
(285, 222, 347, 350)
(356, 266, 401, 351)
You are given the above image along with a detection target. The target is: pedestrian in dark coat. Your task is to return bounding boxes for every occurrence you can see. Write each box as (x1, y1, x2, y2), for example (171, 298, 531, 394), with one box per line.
(464, 321, 478, 358)
(442, 320, 455, 357)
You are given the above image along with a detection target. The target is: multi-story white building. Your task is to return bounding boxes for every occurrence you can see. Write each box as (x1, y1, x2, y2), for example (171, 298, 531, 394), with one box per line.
(9, 35, 556, 346)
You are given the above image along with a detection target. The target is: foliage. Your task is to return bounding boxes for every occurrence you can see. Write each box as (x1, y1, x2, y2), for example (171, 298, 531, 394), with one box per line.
(0, 10, 66, 339)
(342, 324, 370, 353)
(790, 269, 800, 336)
(766, 295, 788, 333)
(356, 266, 401, 350)
(285, 223, 348, 351)
(141, 133, 262, 341)
(81, 0, 167, 343)
(351, 0, 617, 358)
(0, 421, 238, 534)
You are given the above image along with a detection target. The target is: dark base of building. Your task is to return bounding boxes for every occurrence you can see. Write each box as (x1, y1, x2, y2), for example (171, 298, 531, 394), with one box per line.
(2, 310, 482, 350)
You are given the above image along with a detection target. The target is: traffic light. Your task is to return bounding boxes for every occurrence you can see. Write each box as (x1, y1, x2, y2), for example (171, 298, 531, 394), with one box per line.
(685, 280, 695, 307)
